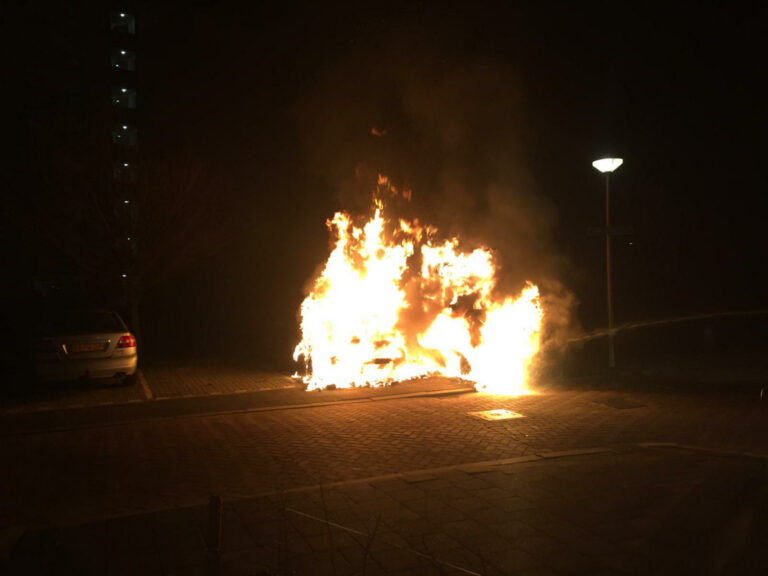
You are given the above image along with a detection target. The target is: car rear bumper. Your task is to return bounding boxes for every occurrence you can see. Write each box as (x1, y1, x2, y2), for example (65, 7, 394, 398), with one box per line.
(35, 354, 138, 382)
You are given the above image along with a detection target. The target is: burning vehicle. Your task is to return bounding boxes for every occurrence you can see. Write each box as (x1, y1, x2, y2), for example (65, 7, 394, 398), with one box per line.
(294, 177, 543, 394)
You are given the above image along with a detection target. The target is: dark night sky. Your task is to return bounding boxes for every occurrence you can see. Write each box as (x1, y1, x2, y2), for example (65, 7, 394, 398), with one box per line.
(4, 1, 766, 361)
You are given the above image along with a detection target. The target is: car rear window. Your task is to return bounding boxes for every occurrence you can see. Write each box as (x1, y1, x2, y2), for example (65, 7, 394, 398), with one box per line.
(38, 311, 127, 336)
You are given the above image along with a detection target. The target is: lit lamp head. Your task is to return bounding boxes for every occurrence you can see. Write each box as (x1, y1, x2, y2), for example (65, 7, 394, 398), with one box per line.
(592, 158, 623, 173)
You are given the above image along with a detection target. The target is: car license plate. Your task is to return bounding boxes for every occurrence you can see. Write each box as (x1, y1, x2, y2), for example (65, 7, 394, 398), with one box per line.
(69, 342, 107, 353)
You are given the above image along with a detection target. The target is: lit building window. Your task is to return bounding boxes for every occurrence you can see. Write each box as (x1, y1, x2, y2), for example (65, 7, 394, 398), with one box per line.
(111, 49, 136, 71)
(112, 124, 138, 145)
(110, 12, 136, 34)
(114, 163, 137, 183)
(112, 86, 137, 109)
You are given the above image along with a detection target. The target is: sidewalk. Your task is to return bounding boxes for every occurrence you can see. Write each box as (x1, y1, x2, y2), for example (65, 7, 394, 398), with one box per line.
(3, 364, 767, 574)
(1, 358, 473, 416)
(5, 352, 763, 416)
(141, 360, 296, 400)
(0, 359, 296, 415)
(6, 445, 767, 575)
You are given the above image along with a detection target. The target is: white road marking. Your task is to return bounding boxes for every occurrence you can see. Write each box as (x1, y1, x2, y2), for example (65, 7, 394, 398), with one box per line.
(138, 370, 153, 400)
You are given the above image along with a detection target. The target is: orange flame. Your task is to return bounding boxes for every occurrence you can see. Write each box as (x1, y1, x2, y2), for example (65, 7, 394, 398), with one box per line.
(294, 183, 543, 395)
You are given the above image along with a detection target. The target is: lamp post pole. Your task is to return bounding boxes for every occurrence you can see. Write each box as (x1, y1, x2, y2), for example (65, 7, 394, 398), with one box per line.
(604, 172, 615, 369)
(592, 157, 623, 370)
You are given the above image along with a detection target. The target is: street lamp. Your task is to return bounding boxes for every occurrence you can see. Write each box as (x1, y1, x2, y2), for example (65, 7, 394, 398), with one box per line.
(592, 157, 623, 369)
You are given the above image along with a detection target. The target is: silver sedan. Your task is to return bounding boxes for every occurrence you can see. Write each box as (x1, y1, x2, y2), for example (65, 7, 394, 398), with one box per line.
(34, 310, 138, 383)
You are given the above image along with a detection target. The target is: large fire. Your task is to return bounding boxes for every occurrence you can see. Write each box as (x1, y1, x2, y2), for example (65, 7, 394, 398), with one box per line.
(294, 177, 543, 395)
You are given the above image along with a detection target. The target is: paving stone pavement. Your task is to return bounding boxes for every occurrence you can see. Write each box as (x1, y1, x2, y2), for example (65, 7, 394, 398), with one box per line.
(141, 362, 296, 400)
(6, 446, 768, 575)
(0, 360, 294, 414)
(1, 382, 767, 574)
(0, 377, 146, 413)
(2, 388, 767, 529)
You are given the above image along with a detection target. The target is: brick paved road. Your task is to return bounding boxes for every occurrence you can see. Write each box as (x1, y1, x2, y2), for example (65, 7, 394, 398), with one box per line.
(141, 361, 296, 399)
(2, 384, 766, 538)
(0, 377, 146, 414)
(0, 360, 297, 414)
(7, 447, 768, 575)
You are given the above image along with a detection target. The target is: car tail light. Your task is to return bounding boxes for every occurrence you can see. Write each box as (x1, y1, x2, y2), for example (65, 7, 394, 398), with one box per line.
(117, 334, 136, 348)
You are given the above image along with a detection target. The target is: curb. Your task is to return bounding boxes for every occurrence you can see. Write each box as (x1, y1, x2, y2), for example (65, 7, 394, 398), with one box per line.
(2, 385, 476, 437)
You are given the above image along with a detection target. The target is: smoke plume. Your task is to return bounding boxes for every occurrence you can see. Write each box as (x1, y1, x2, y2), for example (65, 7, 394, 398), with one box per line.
(294, 46, 578, 363)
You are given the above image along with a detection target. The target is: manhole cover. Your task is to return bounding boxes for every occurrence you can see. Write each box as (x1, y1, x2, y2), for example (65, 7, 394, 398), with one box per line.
(469, 409, 524, 421)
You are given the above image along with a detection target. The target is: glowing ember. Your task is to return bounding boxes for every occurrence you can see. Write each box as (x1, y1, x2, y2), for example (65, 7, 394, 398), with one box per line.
(293, 177, 543, 394)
